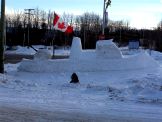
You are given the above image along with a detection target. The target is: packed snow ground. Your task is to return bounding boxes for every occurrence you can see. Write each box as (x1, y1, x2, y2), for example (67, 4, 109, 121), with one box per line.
(1, 42, 162, 121)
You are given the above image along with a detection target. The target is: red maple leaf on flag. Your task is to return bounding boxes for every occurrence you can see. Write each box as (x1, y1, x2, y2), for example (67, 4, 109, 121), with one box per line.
(53, 12, 73, 34)
(58, 22, 66, 29)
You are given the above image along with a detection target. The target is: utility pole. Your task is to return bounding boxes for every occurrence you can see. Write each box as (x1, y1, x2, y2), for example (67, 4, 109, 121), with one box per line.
(102, 0, 106, 35)
(0, 0, 5, 73)
(102, 0, 111, 35)
(24, 9, 34, 48)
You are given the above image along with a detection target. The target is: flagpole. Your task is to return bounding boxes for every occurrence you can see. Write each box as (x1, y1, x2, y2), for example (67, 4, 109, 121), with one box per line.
(52, 30, 55, 58)
(102, 0, 111, 36)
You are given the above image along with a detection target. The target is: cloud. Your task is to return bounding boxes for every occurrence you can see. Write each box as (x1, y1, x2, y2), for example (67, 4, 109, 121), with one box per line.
(110, 8, 161, 29)
(129, 12, 160, 29)
(110, 3, 162, 29)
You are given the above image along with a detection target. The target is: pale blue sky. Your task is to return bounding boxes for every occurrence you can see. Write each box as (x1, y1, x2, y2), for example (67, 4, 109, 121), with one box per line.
(6, 0, 162, 29)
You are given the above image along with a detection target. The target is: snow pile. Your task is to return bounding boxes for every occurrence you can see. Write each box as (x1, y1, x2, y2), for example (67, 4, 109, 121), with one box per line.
(18, 37, 159, 72)
(0, 74, 7, 84)
(34, 49, 51, 60)
(5, 46, 36, 55)
(105, 75, 162, 103)
(149, 50, 162, 65)
(5, 45, 70, 56)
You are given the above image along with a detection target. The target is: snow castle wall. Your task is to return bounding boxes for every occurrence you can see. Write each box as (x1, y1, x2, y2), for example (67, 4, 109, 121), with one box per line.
(96, 39, 122, 59)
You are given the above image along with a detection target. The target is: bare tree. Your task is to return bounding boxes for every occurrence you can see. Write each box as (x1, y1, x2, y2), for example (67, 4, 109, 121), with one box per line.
(47, 10, 54, 30)
(157, 20, 162, 30)
(75, 12, 102, 48)
(33, 8, 40, 28)
(40, 10, 47, 29)
(13, 12, 24, 28)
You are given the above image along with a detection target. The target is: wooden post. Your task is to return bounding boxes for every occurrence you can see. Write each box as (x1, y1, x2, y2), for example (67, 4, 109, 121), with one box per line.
(0, 0, 5, 73)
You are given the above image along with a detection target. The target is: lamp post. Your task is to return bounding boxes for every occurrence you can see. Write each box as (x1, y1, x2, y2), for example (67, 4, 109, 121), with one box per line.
(102, 0, 111, 35)
(0, 0, 5, 73)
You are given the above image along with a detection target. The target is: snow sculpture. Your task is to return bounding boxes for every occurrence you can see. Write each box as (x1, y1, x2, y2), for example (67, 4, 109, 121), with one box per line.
(96, 39, 122, 59)
(70, 37, 82, 60)
(18, 37, 160, 73)
(34, 49, 51, 60)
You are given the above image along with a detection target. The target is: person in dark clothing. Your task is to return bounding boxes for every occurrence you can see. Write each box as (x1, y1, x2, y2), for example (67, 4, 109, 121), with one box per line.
(70, 73, 79, 83)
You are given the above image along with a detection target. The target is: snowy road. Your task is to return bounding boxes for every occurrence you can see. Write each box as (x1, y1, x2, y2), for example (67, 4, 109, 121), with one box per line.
(0, 105, 162, 122)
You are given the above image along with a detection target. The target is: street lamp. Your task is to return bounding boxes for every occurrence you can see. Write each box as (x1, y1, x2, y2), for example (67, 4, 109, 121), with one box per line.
(102, 0, 111, 35)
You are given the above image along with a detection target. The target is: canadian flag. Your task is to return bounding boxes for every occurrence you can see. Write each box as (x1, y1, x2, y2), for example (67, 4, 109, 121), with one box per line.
(53, 12, 73, 34)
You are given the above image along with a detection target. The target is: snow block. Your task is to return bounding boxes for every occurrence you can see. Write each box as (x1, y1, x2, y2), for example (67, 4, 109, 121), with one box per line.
(70, 37, 82, 60)
(96, 39, 122, 59)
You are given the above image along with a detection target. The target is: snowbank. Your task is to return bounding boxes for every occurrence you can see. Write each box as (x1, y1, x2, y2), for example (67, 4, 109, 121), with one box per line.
(18, 37, 159, 73)
(34, 49, 51, 60)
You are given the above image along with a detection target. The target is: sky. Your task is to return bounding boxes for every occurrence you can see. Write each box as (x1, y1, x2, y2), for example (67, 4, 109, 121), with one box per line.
(5, 0, 162, 29)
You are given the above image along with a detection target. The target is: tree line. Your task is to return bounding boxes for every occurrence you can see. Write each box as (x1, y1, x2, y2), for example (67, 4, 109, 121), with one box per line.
(4, 8, 162, 51)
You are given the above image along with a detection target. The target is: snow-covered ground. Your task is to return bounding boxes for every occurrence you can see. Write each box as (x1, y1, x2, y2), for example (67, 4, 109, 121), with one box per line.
(1, 40, 162, 121)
